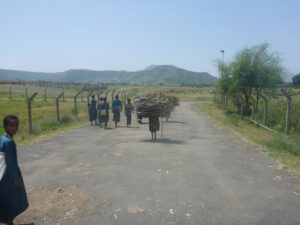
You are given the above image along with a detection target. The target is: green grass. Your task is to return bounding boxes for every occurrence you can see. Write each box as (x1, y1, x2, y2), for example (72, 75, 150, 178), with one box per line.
(194, 103, 300, 173)
(255, 97, 300, 133)
(164, 87, 213, 101)
(125, 86, 213, 101)
(0, 86, 89, 144)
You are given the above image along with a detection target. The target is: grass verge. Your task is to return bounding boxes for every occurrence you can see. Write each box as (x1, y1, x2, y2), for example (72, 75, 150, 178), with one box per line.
(0, 99, 89, 144)
(194, 103, 300, 173)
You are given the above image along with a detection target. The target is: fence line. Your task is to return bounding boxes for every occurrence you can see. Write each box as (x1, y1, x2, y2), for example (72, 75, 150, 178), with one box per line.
(213, 88, 300, 135)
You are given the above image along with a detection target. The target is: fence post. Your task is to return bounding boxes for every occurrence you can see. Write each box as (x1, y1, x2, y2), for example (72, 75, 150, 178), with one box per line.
(81, 91, 83, 102)
(260, 93, 269, 125)
(111, 90, 116, 102)
(281, 88, 292, 135)
(240, 104, 244, 118)
(250, 96, 256, 120)
(62, 85, 65, 102)
(224, 95, 228, 110)
(119, 90, 123, 100)
(87, 92, 93, 103)
(44, 88, 47, 102)
(74, 91, 82, 119)
(124, 90, 127, 101)
(25, 87, 28, 100)
(97, 90, 103, 102)
(27, 92, 38, 133)
(123, 90, 126, 101)
(97, 89, 100, 102)
(212, 90, 216, 104)
(9, 86, 12, 99)
(116, 90, 121, 99)
(86, 92, 93, 120)
(237, 97, 244, 118)
(56, 92, 64, 122)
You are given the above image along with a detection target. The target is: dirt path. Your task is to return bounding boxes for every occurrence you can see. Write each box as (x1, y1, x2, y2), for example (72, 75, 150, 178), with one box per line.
(16, 102, 300, 225)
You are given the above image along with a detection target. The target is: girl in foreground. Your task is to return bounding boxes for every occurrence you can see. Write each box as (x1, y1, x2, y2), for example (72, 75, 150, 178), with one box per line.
(0, 115, 29, 225)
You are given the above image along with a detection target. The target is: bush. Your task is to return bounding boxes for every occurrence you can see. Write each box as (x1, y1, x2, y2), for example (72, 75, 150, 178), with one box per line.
(61, 114, 72, 124)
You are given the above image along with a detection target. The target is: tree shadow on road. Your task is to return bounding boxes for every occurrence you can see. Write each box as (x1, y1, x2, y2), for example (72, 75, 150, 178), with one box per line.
(142, 138, 185, 145)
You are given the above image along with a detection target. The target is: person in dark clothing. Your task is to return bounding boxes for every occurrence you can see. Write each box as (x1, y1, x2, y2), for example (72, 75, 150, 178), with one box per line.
(112, 95, 122, 128)
(89, 95, 97, 125)
(149, 114, 160, 140)
(125, 99, 134, 128)
(98, 97, 110, 128)
(0, 115, 29, 225)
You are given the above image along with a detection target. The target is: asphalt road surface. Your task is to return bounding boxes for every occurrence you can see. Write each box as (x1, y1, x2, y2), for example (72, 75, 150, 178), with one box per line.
(16, 102, 300, 225)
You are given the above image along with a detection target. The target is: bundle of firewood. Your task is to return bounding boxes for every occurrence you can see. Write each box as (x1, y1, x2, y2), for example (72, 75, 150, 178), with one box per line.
(135, 93, 179, 118)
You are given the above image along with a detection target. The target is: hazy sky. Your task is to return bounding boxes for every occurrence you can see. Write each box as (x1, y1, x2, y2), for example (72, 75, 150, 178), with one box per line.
(0, 0, 299, 77)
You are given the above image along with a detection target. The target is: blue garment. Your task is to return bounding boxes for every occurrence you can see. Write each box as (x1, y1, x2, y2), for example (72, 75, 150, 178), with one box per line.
(89, 99, 97, 121)
(0, 134, 29, 221)
(98, 102, 110, 124)
(112, 99, 122, 122)
(112, 99, 122, 109)
(125, 103, 133, 125)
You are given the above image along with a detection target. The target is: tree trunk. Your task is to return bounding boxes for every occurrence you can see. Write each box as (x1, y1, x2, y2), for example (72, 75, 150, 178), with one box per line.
(243, 91, 251, 116)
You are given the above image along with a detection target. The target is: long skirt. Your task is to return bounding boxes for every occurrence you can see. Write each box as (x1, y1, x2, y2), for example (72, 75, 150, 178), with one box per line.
(126, 115, 132, 125)
(89, 109, 97, 121)
(113, 111, 120, 122)
(98, 111, 109, 124)
(0, 168, 29, 221)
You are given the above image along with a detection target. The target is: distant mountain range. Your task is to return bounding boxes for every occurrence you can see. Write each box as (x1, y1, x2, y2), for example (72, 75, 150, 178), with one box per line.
(0, 65, 218, 85)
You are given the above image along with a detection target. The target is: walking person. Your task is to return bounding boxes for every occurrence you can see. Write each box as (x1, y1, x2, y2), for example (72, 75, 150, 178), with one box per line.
(125, 98, 134, 128)
(149, 114, 160, 140)
(0, 115, 29, 225)
(112, 95, 122, 128)
(98, 97, 110, 128)
(89, 95, 97, 125)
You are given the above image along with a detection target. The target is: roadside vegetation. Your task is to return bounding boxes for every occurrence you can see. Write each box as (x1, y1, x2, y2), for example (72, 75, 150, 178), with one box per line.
(0, 85, 88, 144)
(199, 42, 300, 173)
(126, 85, 212, 101)
(194, 103, 300, 173)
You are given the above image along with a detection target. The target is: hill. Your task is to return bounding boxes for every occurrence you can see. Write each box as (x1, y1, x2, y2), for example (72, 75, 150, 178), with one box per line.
(0, 65, 218, 85)
(0, 69, 60, 81)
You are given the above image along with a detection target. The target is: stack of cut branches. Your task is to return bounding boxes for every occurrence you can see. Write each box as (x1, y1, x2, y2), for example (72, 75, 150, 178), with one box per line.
(135, 93, 179, 118)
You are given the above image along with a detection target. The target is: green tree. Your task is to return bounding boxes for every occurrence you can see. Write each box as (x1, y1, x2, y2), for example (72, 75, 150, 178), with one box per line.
(292, 73, 300, 85)
(230, 43, 282, 114)
(215, 59, 233, 96)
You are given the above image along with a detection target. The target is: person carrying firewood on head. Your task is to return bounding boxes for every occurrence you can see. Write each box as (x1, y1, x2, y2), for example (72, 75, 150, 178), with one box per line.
(149, 114, 160, 140)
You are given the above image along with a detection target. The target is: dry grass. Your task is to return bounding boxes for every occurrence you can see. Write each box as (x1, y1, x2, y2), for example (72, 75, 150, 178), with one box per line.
(194, 103, 300, 173)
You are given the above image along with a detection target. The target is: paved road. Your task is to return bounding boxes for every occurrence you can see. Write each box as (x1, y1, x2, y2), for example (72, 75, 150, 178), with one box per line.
(16, 102, 300, 225)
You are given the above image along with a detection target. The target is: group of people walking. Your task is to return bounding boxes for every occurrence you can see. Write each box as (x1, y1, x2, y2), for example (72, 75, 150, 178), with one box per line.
(88, 95, 134, 128)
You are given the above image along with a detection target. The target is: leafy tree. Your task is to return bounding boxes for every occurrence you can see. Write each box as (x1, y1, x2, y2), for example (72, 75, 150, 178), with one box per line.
(215, 59, 233, 96)
(224, 43, 282, 114)
(292, 73, 300, 85)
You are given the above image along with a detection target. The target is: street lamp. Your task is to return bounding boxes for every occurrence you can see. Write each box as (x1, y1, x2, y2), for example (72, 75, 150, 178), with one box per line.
(220, 50, 225, 108)
(220, 50, 225, 62)
(220, 50, 225, 77)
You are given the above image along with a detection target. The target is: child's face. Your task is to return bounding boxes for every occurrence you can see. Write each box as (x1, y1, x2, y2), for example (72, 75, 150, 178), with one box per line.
(5, 119, 19, 136)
